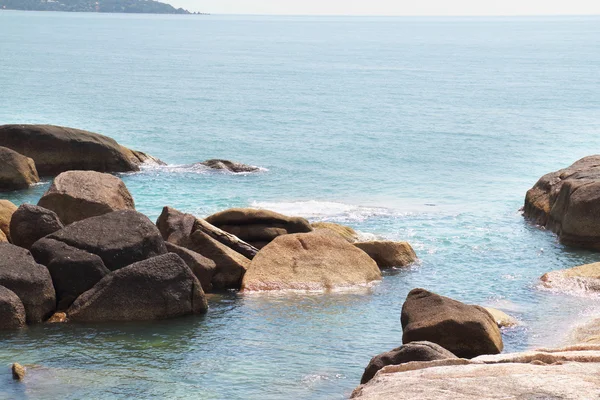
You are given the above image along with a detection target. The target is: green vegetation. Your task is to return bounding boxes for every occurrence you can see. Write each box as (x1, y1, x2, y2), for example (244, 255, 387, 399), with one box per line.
(0, 0, 192, 14)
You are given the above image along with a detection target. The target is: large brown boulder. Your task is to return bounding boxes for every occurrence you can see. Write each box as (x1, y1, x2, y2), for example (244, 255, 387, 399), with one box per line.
(0, 146, 39, 191)
(38, 171, 135, 225)
(31, 238, 110, 310)
(355, 241, 418, 269)
(67, 253, 208, 322)
(44, 210, 167, 271)
(524, 156, 600, 249)
(0, 200, 17, 241)
(165, 242, 216, 292)
(206, 208, 313, 248)
(9, 204, 64, 250)
(0, 243, 55, 323)
(0, 285, 26, 330)
(0, 124, 160, 175)
(241, 231, 382, 291)
(361, 342, 457, 384)
(401, 289, 503, 359)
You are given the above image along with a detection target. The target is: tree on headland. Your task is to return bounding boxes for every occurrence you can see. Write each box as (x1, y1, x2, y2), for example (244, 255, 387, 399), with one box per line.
(0, 0, 193, 14)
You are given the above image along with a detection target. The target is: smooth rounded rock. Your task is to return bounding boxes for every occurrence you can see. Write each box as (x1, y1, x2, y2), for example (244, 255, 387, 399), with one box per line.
(354, 241, 418, 269)
(311, 222, 359, 243)
(0, 146, 39, 191)
(9, 204, 64, 250)
(0, 200, 17, 241)
(0, 285, 26, 330)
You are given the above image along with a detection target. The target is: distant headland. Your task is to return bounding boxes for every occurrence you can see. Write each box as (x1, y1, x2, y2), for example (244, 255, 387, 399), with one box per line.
(0, 0, 208, 14)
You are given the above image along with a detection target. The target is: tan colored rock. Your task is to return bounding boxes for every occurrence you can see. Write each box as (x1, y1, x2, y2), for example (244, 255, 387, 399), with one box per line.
(38, 171, 135, 225)
(483, 307, 518, 328)
(311, 222, 359, 243)
(12, 363, 25, 381)
(355, 241, 417, 269)
(241, 231, 381, 292)
(0, 146, 39, 191)
(541, 262, 600, 292)
(0, 199, 17, 240)
(0, 229, 6, 243)
(47, 312, 68, 324)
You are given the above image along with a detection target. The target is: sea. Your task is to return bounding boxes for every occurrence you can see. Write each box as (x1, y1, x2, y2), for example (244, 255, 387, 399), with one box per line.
(1, 11, 600, 399)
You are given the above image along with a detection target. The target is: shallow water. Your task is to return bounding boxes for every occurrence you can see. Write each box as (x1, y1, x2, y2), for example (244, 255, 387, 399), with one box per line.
(1, 12, 600, 399)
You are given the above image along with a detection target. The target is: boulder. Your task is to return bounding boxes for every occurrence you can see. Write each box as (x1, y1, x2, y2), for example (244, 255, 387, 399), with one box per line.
(483, 307, 518, 328)
(0, 243, 55, 323)
(193, 218, 259, 260)
(200, 159, 261, 173)
(31, 238, 110, 310)
(0, 124, 160, 175)
(189, 230, 250, 290)
(524, 156, 600, 249)
(311, 222, 359, 243)
(541, 262, 600, 292)
(0, 285, 26, 330)
(45, 210, 167, 271)
(67, 253, 208, 322)
(9, 204, 64, 250)
(0, 146, 40, 191)
(401, 289, 503, 358)
(0, 199, 17, 241)
(241, 231, 381, 291)
(38, 171, 135, 225)
(165, 242, 216, 292)
(354, 241, 418, 269)
(205, 208, 313, 248)
(352, 345, 600, 400)
(156, 206, 196, 247)
(361, 341, 457, 384)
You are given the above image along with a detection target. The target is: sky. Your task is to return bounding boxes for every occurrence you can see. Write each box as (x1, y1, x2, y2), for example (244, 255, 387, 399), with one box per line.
(167, 0, 600, 16)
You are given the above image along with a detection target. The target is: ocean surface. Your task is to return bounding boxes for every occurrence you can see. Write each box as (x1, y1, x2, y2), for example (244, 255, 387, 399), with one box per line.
(1, 11, 600, 399)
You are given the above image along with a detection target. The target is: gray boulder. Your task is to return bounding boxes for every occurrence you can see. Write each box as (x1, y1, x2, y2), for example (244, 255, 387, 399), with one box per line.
(0, 285, 26, 330)
(165, 242, 216, 293)
(9, 204, 64, 250)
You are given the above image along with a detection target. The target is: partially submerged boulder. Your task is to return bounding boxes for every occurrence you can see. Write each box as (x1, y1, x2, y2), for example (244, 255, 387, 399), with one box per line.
(0, 146, 40, 191)
(67, 253, 208, 322)
(483, 307, 518, 328)
(311, 222, 359, 243)
(9, 204, 64, 250)
(361, 341, 456, 384)
(401, 289, 503, 358)
(241, 231, 381, 291)
(165, 242, 216, 293)
(11, 363, 26, 381)
(206, 208, 313, 249)
(44, 210, 167, 271)
(524, 156, 600, 249)
(541, 262, 600, 292)
(0, 285, 26, 330)
(31, 238, 110, 310)
(0, 243, 55, 323)
(201, 159, 261, 173)
(0, 124, 159, 175)
(355, 241, 418, 269)
(0, 199, 17, 241)
(38, 171, 135, 225)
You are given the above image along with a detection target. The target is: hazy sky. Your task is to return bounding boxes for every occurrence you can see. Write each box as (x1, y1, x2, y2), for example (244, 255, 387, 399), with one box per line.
(167, 0, 600, 15)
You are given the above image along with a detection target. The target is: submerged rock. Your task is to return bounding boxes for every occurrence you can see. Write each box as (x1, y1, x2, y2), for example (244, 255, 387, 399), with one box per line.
(38, 171, 135, 225)
(12, 363, 26, 381)
(311, 222, 359, 243)
(67, 253, 208, 322)
(200, 159, 261, 173)
(241, 230, 381, 291)
(0, 146, 40, 191)
(354, 241, 418, 269)
(401, 289, 503, 358)
(483, 307, 518, 328)
(0, 124, 160, 175)
(9, 204, 64, 250)
(524, 155, 600, 250)
(206, 208, 313, 249)
(361, 341, 456, 384)
(0, 285, 26, 330)
(0, 243, 55, 324)
(44, 210, 167, 271)
(0, 199, 17, 241)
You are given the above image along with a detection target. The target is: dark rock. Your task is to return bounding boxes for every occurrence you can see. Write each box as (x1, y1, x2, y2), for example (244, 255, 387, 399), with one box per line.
(0, 243, 55, 323)
(201, 159, 260, 173)
(0, 285, 26, 330)
(38, 170, 135, 225)
(401, 289, 503, 359)
(165, 242, 216, 293)
(9, 204, 64, 250)
(0, 124, 158, 175)
(67, 253, 208, 322)
(360, 341, 457, 384)
(354, 241, 418, 269)
(156, 206, 196, 247)
(45, 210, 167, 271)
(192, 217, 259, 259)
(0, 146, 39, 191)
(31, 238, 110, 310)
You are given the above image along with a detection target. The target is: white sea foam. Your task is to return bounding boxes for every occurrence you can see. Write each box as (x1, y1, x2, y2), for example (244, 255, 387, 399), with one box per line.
(249, 200, 393, 223)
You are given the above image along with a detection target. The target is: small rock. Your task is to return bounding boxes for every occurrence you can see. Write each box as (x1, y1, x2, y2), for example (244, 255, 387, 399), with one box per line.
(201, 159, 260, 173)
(12, 363, 25, 381)
(47, 312, 67, 323)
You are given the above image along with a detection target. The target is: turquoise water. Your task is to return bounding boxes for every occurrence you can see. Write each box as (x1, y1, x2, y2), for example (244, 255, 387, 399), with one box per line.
(2, 11, 600, 399)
